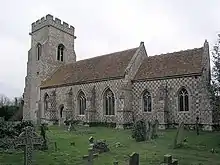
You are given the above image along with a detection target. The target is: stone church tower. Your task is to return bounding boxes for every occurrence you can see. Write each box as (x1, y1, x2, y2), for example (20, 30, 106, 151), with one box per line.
(23, 14, 76, 122)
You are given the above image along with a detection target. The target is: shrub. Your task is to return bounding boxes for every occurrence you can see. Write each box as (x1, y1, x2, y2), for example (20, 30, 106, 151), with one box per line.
(0, 120, 34, 138)
(131, 119, 146, 142)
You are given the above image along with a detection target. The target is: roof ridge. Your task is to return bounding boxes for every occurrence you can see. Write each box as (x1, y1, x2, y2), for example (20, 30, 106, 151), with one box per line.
(76, 47, 138, 62)
(151, 47, 203, 57)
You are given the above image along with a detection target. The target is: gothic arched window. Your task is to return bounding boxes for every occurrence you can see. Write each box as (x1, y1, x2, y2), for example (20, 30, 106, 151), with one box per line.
(143, 90, 152, 112)
(104, 88, 115, 115)
(37, 43, 42, 60)
(44, 93, 49, 111)
(78, 91, 86, 115)
(179, 88, 189, 111)
(57, 44, 64, 62)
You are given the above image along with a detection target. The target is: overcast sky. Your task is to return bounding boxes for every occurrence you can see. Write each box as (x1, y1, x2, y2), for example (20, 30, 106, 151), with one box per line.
(0, 0, 220, 98)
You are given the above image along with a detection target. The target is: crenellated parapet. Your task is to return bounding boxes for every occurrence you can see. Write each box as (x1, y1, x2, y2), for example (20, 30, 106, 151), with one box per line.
(31, 14, 75, 36)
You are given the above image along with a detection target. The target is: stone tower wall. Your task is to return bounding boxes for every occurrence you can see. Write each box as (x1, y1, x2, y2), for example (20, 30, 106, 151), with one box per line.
(23, 14, 76, 122)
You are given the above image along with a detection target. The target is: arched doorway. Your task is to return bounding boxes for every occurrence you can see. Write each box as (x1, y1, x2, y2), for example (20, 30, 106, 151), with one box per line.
(59, 104, 64, 118)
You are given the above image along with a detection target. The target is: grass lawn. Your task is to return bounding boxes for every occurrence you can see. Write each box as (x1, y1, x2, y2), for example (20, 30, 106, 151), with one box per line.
(0, 125, 220, 165)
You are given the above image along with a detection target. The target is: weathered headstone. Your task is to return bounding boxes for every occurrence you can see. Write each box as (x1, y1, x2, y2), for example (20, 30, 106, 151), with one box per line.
(54, 142, 58, 151)
(196, 116, 199, 135)
(82, 148, 98, 165)
(152, 120, 159, 139)
(113, 161, 119, 165)
(145, 120, 149, 140)
(173, 122, 184, 148)
(40, 124, 48, 150)
(160, 154, 178, 165)
(129, 152, 139, 165)
(15, 126, 43, 165)
(147, 121, 153, 140)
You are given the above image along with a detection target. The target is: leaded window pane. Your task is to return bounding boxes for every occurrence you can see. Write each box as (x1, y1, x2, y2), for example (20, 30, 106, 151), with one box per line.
(179, 88, 189, 111)
(143, 91, 151, 112)
(104, 89, 115, 115)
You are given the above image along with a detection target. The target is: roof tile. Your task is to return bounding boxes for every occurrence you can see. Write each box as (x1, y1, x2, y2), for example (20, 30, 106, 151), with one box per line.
(41, 47, 138, 88)
(134, 47, 203, 80)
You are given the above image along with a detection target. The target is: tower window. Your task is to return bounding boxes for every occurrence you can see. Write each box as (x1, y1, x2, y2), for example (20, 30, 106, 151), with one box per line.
(57, 44, 64, 62)
(37, 43, 42, 60)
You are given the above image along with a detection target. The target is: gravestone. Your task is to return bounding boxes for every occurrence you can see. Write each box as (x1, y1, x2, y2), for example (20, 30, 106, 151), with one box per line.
(15, 126, 43, 165)
(113, 161, 119, 165)
(129, 152, 139, 165)
(152, 120, 159, 139)
(173, 122, 185, 148)
(147, 121, 153, 140)
(160, 154, 178, 165)
(145, 120, 149, 140)
(54, 142, 58, 151)
(82, 148, 98, 165)
(40, 124, 48, 150)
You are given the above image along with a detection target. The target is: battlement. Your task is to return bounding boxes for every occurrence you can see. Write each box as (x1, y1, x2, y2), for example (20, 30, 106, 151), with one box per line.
(31, 14, 75, 36)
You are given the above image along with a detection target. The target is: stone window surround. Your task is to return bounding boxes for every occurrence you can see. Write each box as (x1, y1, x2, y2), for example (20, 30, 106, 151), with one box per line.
(138, 86, 192, 114)
(177, 86, 191, 113)
(57, 44, 65, 62)
(103, 88, 115, 116)
(78, 91, 86, 115)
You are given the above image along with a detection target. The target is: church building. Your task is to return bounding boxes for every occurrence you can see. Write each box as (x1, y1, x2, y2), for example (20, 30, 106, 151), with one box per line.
(23, 14, 213, 130)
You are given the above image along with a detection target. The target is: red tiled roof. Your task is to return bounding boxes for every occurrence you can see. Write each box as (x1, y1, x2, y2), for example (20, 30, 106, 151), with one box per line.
(41, 47, 138, 88)
(134, 47, 203, 80)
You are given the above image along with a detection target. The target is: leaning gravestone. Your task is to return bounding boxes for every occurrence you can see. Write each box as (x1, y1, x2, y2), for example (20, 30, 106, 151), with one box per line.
(152, 120, 159, 139)
(173, 122, 185, 148)
(14, 126, 43, 165)
(129, 152, 139, 165)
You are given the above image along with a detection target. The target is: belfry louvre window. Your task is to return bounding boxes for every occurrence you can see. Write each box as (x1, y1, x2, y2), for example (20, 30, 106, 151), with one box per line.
(143, 90, 152, 112)
(179, 88, 189, 111)
(57, 44, 64, 61)
(78, 91, 86, 115)
(104, 89, 115, 115)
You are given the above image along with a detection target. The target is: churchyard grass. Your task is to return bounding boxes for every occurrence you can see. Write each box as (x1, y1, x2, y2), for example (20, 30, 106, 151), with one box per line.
(0, 126, 220, 165)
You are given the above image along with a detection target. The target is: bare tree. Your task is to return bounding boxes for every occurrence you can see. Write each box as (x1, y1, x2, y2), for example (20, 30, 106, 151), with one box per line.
(0, 94, 11, 107)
